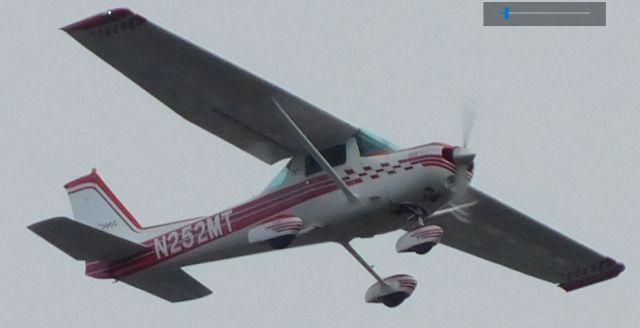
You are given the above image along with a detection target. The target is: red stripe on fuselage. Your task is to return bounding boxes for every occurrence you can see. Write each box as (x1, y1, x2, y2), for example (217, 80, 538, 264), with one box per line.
(86, 156, 458, 278)
(86, 179, 346, 277)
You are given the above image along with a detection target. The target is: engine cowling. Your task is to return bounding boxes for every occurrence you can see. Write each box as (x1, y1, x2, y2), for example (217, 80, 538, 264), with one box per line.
(365, 274, 417, 308)
(396, 225, 443, 254)
(247, 216, 303, 249)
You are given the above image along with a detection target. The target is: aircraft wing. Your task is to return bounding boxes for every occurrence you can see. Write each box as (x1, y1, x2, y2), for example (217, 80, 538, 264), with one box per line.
(62, 9, 357, 164)
(430, 188, 624, 291)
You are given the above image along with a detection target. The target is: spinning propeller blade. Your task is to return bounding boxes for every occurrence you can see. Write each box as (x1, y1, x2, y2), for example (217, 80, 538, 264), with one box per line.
(461, 104, 476, 148)
(450, 105, 477, 200)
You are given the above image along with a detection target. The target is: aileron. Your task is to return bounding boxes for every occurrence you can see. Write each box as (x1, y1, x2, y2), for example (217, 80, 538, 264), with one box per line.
(430, 188, 624, 288)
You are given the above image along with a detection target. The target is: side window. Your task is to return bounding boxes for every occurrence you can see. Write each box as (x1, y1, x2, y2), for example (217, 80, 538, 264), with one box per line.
(354, 129, 397, 156)
(305, 144, 347, 176)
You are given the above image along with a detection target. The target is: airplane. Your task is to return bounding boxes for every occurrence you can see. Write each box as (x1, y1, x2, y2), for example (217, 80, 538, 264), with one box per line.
(29, 8, 624, 307)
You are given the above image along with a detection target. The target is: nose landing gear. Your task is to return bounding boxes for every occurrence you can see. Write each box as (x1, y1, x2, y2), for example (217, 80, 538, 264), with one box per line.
(396, 225, 443, 254)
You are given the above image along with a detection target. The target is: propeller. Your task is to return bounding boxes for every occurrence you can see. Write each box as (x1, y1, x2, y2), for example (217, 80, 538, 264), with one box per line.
(445, 105, 479, 222)
(412, 105, 479, 226)
(461, 104, 476, 149)
(454, 104, 477, 169)
(449, 105, 477, 198)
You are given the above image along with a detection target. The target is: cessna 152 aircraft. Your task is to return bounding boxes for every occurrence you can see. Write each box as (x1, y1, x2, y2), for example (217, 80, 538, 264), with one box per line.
(29, 8, 624, 307)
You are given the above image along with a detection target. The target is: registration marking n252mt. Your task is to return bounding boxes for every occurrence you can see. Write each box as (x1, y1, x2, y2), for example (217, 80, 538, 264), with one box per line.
(153, 210, 232, 259)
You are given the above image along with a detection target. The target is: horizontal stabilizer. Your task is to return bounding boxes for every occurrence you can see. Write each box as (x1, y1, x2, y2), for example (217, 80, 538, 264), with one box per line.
(28, 217, 147, 261)
(121, 268, 212, 302)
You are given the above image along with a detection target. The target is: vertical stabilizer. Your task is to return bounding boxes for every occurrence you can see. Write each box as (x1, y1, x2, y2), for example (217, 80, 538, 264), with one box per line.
(64, 169, 143, 241)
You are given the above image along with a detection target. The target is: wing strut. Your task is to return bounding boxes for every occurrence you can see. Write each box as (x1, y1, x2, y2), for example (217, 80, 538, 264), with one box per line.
(272, 99, 358, 202)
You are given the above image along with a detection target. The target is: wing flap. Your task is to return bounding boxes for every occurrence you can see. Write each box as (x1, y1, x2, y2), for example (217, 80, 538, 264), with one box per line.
(121, 268, 212, 302)
(63, 9, 357, 164)
(28, 217, 147, 261)
(430, 188, 624, 290)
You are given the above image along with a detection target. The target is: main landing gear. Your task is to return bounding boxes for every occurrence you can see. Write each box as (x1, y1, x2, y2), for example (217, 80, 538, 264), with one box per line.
(345, 203, 446, 307)
(247, 216, 303, 249)
(341, 242, 417, 308)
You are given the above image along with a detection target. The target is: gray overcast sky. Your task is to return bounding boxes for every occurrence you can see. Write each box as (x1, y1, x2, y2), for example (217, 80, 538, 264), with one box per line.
(2, 1, 639, 327)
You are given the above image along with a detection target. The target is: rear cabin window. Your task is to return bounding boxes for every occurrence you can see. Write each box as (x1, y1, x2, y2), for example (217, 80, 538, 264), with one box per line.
(305, 143, 347, 176)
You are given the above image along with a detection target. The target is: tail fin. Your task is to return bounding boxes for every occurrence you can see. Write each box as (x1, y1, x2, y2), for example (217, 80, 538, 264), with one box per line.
(64, 169, 143, 241)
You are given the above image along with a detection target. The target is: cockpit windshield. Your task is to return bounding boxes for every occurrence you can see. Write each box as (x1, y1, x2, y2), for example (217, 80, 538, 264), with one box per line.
(263, 129, 396, 192)
(263, 160, 292, 191)
(354, 129, 398, 156)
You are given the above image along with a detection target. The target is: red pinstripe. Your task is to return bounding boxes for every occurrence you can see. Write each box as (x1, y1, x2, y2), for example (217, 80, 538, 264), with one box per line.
(85, 156, 468, 278)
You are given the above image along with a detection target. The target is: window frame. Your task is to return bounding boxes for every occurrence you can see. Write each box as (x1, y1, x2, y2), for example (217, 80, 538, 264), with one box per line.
(304, 143, 347, 176)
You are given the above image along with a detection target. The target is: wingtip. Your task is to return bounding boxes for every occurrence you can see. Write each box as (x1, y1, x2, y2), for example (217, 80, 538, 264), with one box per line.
(27, 218, 51, 232)
(26, 222, 38, 232)
(61, 8, 140, 32)
(27, 217, 72, 234)
(559, 258, 625, 292)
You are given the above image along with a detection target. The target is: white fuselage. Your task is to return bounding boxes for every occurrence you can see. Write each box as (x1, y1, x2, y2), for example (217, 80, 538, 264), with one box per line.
(86, 140, 464, 279)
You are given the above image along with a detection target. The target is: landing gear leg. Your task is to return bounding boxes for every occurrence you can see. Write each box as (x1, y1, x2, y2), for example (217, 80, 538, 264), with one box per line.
(399, 202, 430, 226)
(341, 242, 386, 285)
